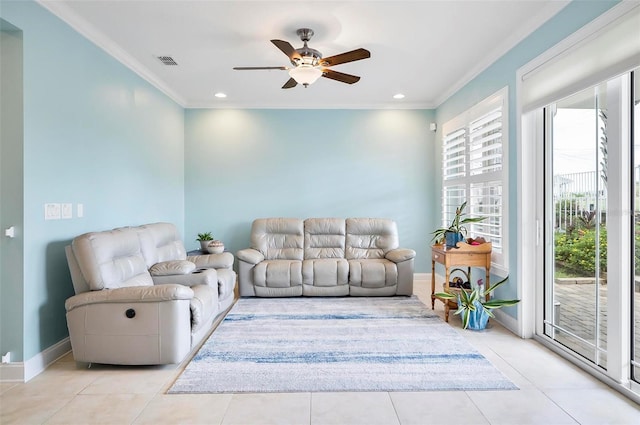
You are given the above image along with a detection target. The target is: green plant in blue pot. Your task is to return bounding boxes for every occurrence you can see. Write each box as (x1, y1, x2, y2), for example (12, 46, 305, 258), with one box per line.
(435, 269, 520, 330)
(431, 201, 485, 248)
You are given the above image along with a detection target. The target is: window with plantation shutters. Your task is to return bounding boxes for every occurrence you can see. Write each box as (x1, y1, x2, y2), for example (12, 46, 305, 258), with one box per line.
(441, 87, 508, 272)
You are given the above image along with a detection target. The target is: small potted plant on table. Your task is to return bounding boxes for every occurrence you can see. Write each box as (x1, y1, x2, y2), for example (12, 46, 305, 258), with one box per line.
(196, 232, 213, 251)
(431, 201, 485, 248)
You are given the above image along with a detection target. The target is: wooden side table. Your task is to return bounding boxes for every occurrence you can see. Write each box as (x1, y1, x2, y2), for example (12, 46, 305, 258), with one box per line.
(431, 242, 492, 322)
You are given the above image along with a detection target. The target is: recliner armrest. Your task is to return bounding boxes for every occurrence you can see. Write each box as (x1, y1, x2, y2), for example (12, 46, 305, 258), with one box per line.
(149, 260, 196, 276)
(65, 284, 194, 312)
(151, 268, 217, 288)
(385, 248, 416, 263)
(236, 248, 265, 265)
(187, 252, 234, 269)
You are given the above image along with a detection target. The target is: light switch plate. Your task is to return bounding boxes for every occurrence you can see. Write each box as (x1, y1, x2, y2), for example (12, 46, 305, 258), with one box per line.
(61, 203, 73, 219)
(44, 203, 61, 220)
(77, 203, 84, 218)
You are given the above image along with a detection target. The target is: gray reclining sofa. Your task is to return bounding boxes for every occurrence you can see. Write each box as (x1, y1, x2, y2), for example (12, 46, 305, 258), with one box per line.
(64, 222, 235, 365)
(237, 218, 415, 297)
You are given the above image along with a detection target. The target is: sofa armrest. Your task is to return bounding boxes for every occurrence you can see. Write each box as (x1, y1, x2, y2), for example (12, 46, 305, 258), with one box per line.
(149, 260, 196, 276)
(65, 284, 194, 312)
(151, 268, 218, 288)
(187, 252, 234, 269)
(236, 248, 264, 265)
(385, 248, 416, 263)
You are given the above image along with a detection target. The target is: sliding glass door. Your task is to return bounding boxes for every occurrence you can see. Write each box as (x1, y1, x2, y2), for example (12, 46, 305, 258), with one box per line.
(543, 83, 610, 368)
(542, 69, 640, 387)
(524, 4, 640, 397)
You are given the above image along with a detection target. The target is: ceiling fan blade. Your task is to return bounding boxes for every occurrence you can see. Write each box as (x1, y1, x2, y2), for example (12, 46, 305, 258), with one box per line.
(282, 78, 298, 89)
(321, 69, 361, 84)
(320, 48, 370, 67)
(233, 66, 287, 70)
(271, 40, 302, 62)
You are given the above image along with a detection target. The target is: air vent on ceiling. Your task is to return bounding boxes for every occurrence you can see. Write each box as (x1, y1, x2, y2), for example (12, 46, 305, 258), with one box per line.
(157, 56, 178, 66)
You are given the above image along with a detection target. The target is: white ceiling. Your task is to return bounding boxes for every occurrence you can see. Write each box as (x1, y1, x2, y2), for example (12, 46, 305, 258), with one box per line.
(39, 0, 570, 109)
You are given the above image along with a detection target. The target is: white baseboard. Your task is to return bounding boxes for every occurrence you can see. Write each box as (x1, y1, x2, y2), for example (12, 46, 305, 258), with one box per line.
(24, 337, 71, 382)
(414, 272, 430, 281)
(493, 309, 520, 336)
(0, 337, 71, 383)
(0, 362, 24, 382)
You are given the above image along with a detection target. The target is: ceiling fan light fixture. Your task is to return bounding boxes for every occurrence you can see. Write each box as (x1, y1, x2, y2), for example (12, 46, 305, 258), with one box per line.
(289, 65, 322, 87)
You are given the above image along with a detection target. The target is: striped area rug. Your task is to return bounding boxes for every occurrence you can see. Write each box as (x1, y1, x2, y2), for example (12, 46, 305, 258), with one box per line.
(169, 296, 517, 393)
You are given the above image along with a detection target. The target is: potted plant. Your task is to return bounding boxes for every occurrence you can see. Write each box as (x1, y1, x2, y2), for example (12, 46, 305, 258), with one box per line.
(431, 201, 485, 248)
(434, 269, 520, 330)
(196, 232, 213, 251)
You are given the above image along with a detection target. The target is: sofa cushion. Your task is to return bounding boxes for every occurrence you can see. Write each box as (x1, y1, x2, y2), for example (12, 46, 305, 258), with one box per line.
(302, 258, 349, 287)
(149, 260, 197, 276)
(348, 259, 398, 288)
(251, 218, 304, 260)
(137, 223, 187, 268)
(345, 218, 399, 260)
(304, 218, 346, 259)
(254, 260, 302, 288)
(72, 228, 153, 290)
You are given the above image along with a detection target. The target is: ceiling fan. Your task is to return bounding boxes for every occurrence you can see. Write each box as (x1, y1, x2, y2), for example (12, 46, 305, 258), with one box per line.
(233, 28, 371, 89)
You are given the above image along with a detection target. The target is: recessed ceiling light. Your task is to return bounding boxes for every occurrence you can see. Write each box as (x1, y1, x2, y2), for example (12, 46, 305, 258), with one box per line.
(393, 93, 405, 99)
(214, 92, 227, 98)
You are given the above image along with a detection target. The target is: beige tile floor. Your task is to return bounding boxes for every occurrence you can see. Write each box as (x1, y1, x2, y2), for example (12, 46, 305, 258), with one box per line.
(1, 280, 639, 425)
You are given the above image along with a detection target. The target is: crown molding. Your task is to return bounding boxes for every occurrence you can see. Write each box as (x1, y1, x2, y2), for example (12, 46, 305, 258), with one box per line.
(186, 101, 436, 110)
(433, 1, 570, 108)
(37, 0, 187, 107)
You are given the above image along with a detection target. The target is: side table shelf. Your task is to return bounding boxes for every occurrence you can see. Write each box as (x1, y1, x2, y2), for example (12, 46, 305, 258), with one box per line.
(430, 242, 492, 322)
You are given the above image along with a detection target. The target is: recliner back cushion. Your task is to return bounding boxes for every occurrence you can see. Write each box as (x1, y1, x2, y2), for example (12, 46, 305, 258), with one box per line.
(251, 218, 303, 260)
(304, 218, 346, 259)
(72, 228, 153, 290)
(137, 222, 187, 267)
(345, 218, 399, 260)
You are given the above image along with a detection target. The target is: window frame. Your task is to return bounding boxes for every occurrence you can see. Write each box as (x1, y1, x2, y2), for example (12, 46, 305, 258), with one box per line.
(441, 86, 509, 275)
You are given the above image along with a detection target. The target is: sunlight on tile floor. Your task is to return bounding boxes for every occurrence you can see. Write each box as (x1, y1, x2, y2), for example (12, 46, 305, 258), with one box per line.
(1, 280, 638, 425)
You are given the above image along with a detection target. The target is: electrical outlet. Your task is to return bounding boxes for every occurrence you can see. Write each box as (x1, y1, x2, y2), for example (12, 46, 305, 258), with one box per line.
(61, 203, 73, 219)
(1, 352, 10, 364)
(44, 203, 61, 220)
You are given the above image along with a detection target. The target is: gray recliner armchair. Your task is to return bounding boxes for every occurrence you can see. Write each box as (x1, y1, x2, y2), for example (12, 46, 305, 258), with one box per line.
(64, 222, 235, 365)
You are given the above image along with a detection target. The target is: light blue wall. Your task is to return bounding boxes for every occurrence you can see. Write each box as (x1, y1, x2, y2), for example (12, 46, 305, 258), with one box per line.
(184, 109, 436, 271)
(0, 0, 185, 362)
(434, 0, 619, 316)
(1, 20, 25, 363)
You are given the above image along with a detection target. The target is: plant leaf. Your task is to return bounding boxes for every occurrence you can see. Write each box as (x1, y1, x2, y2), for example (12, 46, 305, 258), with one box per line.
(459, 288, 470, 304)
(461, 309, 470, 329)
(460, 217, 485, 224)
(486, 275, 509, 294)
(483, 299, 520, 309)
(467, 289, 479, 305)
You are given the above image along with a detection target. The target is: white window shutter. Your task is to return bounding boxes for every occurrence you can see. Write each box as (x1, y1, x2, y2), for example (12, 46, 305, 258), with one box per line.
(441, 87, 508, 270)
